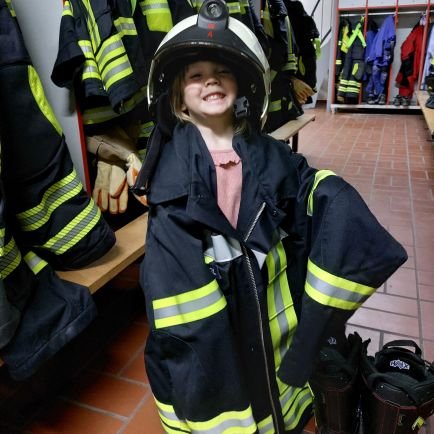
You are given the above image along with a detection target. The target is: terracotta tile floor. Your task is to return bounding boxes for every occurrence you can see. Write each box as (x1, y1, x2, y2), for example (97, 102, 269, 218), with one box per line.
(0, 103, 433, 433)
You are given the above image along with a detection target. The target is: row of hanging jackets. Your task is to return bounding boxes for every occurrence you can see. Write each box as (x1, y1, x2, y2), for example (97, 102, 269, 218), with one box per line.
(335, 14, 429, 104)
(0, 0, 116, 380)
(51, 0, 320, 139)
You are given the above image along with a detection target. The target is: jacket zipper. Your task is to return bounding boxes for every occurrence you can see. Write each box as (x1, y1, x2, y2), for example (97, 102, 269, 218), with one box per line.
(243, 202, 281, 433)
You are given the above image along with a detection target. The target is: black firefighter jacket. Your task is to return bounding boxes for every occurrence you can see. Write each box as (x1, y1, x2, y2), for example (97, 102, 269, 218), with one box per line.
(140, 123, 408, 433)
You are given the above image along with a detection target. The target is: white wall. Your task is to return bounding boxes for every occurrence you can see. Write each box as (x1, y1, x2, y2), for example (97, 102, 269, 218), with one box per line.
(12, 0, 88, 190)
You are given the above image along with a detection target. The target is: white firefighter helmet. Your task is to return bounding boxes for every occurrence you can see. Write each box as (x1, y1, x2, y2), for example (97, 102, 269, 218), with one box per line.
(147, 0, 270, 125)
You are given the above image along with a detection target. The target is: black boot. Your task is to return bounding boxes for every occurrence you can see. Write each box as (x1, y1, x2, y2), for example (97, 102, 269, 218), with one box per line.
(310, 332, 363, 434)
(360, 339, 434, 434)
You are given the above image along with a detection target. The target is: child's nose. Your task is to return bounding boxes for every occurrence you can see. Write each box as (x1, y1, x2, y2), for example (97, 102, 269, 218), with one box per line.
(205, 75, 219, 85)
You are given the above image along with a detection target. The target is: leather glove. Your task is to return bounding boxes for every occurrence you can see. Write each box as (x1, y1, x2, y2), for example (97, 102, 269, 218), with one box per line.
(125, 153, 148, 207)
(92, 160, 128, 214)
(87, 126, 147, 208)
(290, 77, 315, 105)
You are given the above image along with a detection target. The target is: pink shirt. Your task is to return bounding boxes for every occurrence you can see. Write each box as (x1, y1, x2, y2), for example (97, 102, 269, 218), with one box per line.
(209, 149, 242, 228)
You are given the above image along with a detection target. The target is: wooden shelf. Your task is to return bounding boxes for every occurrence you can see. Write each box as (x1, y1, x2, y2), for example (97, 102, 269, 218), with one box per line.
(331, 103, 421, 113)
(416, 91, 434, 139)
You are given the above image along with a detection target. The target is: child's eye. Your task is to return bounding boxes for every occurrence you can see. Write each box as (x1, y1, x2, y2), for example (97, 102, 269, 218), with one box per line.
(188, 73, 202, 79)
(218, 69, 231, 75)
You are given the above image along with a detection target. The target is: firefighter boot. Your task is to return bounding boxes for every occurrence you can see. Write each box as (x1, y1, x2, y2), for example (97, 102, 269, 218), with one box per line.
(360, 339, 434, 434)
(310, 331, 364, 434)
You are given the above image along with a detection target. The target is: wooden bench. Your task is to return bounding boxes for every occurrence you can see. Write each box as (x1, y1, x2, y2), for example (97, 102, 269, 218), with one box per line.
(416, 91, 434, 140)
(57, 213, 148, 294)
(269, 113, 316, 152)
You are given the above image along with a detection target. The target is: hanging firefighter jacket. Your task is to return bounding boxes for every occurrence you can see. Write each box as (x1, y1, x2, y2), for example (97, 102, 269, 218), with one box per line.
(51, 0, 154, 131)
(285, 0, 320, 96)
(364, 15, 396, 103)
(140, 122, 408, 433)
(335, 18, 351, 86)
(0, 0, 114, 379)
(336, 18, 366, 103)
(0, 187, 97, 381)
(262, 0, 301, 133)
(395, 23, 425, 99)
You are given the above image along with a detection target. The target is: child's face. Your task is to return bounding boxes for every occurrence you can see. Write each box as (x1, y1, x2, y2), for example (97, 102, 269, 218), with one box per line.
(181, 60, 238, 126)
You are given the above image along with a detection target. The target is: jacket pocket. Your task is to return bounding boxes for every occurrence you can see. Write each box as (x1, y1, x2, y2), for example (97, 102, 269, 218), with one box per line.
(146, 329, 213, 421)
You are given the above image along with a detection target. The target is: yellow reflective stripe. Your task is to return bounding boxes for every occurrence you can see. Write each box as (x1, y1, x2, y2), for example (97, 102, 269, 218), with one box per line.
(82, 64, 101, 81)
(155, 398, 257, 433)
(307, 169, 335, 216)
(226, 2, 242, 14)
(63, 0, 73, 17)
(346, 22, 365, 48)
(153, 279, 227, 328)
(0, 237, 21, 279)
(306, 259, 376, 310)
(138, 148, 147, 160)
(113, 17, 138, 37)
(96, 34, 125, 69)
(266, 241, 297, 372)
(282, 386, 313, 431)
(81, 87, 147, 124)
(257, 414, 274, 434)
(140, 0, 173, 32)
(204, 254, 213, 264)
(336, 59, 342, 65)
(101, 55, 134, 90)
(138, 121, 154, 138)
(39, 200, 102, 255)
(5, 0, 15, 16)
(154, 399, 190, 432)
(187, 406, 256, 433)
(28, 66, 62, 136)
(261, 7, 273, 38)
(81, 0, 101, 50)
(268, 100, 282, 113)
(17, 170, 82, 231)
(412, 416, 425, 430)
(23, 251, 48, 275)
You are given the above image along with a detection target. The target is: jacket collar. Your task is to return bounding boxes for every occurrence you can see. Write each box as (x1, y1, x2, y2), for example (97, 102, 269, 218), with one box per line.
(148, 122, 302, 249)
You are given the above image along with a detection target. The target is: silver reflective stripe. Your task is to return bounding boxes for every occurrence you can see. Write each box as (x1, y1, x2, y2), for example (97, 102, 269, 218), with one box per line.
(0, 238, 21, 279)
(252, 248, 267, 269)
(187, 409, 256, 433)
(190, 414, 255, 433)
(141, 2, 170, 10)
(103, 59, 131, 83)
(257, 415, 274, 434)
(154, 288, 222, 322)
(307, 270, 369, 305)
(280, 384, 297, 413)
(17, 174, 82, 230)
(283, 387, 312, 430)
(23, 251, 48, 275)
(40, 201, 100, 254)
(97, 38, 124, 69)
(269, 246, 290, 361)
(204, 234, 242, 263)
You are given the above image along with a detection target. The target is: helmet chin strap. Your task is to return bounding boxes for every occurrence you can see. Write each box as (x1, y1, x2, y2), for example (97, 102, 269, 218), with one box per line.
(233, 96, 249, 119)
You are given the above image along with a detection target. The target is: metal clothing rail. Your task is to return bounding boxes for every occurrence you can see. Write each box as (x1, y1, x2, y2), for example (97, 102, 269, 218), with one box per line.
(340, 10, 429, 17)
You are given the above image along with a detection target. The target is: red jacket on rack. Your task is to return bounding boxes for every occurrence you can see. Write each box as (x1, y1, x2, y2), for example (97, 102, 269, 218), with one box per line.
(395, 24, 425, 98)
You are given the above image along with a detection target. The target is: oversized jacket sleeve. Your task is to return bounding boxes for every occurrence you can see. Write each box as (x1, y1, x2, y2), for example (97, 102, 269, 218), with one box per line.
(278, 171, 408, 387)
(141, 203, 256, 431)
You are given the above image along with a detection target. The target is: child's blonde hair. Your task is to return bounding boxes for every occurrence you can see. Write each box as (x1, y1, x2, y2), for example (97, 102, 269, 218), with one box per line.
(169, 63, 248, 135)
